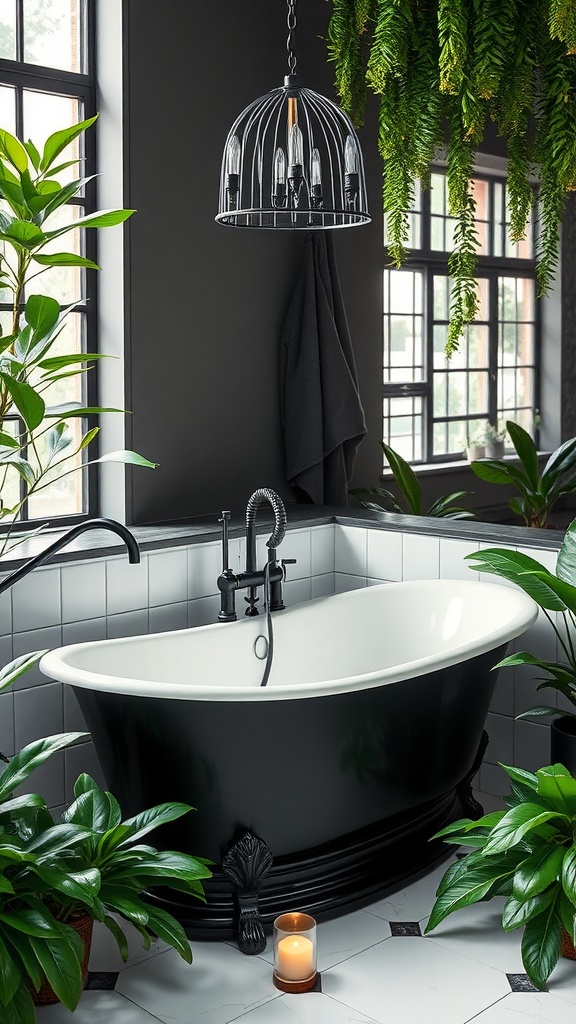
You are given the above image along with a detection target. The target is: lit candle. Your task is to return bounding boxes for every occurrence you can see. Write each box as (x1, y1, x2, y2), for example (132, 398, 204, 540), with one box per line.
(276, 933, 315, 981)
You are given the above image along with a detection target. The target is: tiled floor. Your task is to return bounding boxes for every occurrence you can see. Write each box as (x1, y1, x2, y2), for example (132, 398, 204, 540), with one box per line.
(36, 850, 576, 1024)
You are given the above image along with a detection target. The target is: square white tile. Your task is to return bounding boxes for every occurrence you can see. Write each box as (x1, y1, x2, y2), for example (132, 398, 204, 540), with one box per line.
(61, 559, 106, 623)
(12, 566, 61, 631)
(148, 548, 188, 606)
(367, 528, 402, 581)
(402, 533, 440, 581)
(106, 555, 149, 615)
(311, 524, 335, 576)
(334, 525, 367, 576)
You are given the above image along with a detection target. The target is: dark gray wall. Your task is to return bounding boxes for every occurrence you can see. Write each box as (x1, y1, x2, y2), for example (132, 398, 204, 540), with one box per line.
(122, 0, 384, 524)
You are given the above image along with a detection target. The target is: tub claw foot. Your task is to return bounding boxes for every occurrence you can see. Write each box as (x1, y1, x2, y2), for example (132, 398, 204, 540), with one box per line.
(222, 831, 273, 954)
(456, 729, 489, 820)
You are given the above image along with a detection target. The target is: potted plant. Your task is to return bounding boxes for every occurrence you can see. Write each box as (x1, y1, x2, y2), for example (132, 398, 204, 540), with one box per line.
(483, 422, 507, 459)
(469, 420, 576, 528)
(0, 656, 212, 1021)
(0, 116, 155, 558)
(465, 429, 485, 463)
(426, 761, 576, 990)
(351, 440, 475, 519)
(465, 518, 576, 772)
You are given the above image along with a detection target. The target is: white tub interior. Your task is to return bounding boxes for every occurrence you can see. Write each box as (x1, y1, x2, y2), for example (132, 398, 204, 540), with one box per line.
(40, 579, 538, 701)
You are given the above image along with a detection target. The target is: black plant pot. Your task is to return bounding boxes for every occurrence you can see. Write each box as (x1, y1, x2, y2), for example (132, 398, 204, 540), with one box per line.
(550, 717, 576, 776)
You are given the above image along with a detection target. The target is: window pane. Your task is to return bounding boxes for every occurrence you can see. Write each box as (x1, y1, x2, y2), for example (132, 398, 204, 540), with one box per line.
(27, 417, 85, 518)
(383, 396, 423, 462)
(23, 0, 86, 73)
(0, 6, 17, 60)
(27, 206, 85, 305)
(0, 85, 16, 135)
(23, 90, 83, 185)
(384, 270, 425, 383)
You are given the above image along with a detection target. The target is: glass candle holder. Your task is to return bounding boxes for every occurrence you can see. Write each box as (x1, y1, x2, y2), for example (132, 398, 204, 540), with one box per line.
(273, 912, 317, 992)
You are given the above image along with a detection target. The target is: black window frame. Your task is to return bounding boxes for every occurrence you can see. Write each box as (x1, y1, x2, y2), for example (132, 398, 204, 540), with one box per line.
(0, 0, 99, 527)
(383, 167, 541, 466)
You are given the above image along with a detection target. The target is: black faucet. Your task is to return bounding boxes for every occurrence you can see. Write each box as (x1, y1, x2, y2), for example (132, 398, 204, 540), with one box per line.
(0, 517, 140, 595)
(217, 488, 295, 622)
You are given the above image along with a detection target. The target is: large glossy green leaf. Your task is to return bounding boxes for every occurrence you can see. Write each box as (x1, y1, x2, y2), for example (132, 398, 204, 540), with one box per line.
(94, 449, 157, 469)
(28, 924, 84, 1011)
(0, 931, 20, 1006)
(516, 705, 571, 721)
(0, 220, 45, 248)
(537, 765, 576, 816)
(0, 374, 45, 432)
(63, 785, 121, 833)
(0, 733, 87, 799)
(27, 823, 92, 859)
(118, 803, 193, 846)
(507, 420, 540, 489)
(103, 914, 130, 961)
(512, 845, 566, 900)
(557, 519, 576, 586)
(34, 865, 101, 906)
(426, 860, 514, 932)
(520, 896, 562, 989)
(470, 457, 530, 488)
(561, 845, 576, 903)
(0, 652, 46, 693)
(381, 441, 422, 514)
(142, 904, 192, 963)
(541, 436, 576, 492)
(4, 927, 43, 990)
(502, 888, 557, 931)
(39, 115, 98, 172)
(559, 892, 576, 943)
(482, 803, 567, 856)
(32, 252, 100, 270)
(0, 902, 62, 939)
(500, 763, 539, 790)
(2, 980, 36, 1024)
(122, 849, 212, 885)
(24, 294, 60, 339)
(44, 208, 135, 241)
(98, 887, 150, 925)
(466, 548, 575, 611)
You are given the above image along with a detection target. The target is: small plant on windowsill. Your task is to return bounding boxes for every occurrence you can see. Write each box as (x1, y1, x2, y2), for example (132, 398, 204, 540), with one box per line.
(469, 420, 576, 528)
(483, 422, 508, 459)
(350, 440, 475, 519)
(0, 115, 156, 559)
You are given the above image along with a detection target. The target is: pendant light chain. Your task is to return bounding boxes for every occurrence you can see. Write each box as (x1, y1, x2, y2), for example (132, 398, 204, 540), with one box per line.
(286, 0, 297, 76)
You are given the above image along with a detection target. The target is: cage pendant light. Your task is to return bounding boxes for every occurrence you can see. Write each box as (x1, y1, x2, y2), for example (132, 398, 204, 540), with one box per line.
(216, 0, 370, 230)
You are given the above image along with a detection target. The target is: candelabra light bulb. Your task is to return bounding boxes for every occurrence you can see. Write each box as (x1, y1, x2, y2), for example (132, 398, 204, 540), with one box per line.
(344, 135, 358, 175)
(275, 147, 287, 185)
(227, 134, 241, 176)
(288, 123, 304, 170)
(311, 148, 322, 187)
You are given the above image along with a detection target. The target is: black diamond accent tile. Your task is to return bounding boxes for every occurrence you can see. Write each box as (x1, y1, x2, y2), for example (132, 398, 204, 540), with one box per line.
(507, 973, 543, 993)
(311, 973, 322, 992)
(84, 971, 119, 991)
(390, 921, 422, 937)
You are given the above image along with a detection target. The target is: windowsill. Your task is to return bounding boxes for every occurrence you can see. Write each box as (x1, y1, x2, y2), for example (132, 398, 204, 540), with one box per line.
(381, 451, 551, 477)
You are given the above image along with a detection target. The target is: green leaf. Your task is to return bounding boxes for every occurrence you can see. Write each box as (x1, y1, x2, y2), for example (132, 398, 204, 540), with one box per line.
(512, 845, 566, 900)
(502, 888, 556, 931)
(470, 457, 530, 488)
(39, 115, 98, 172)
(28, 924, 84, 1011)
(0, 129, 28, 172)
(381, 441, 422, 514)
(2, 980, 36, 1024)
(141, 904, 192, 963)
(482, 803, 567, 856)
(540, 436, 576, 492)
(557, 518, 576, 586)
(507, 420, 540, 489)
(516, 706, 568, 720)
(426, 860, 515, 932)
(95, 449, 157, 469)
(38, 353, 107, 371)
(63, 784, 122, 833)
(0, 374, 45, 431)
(465, 548, 575, 611)
(559, 892, 576, 944)
(0, 220, 45, 249)
(34, 865, 101, 906)
(119, 802, 193, 845)
(23, 139, 41, 170)
(0, 732, 87, 799)
(0, 932, 20, 1006)
(0, 902, 62, 939)
(520, 895, 562, 990)
(44, 208, 135, 241)
(0, 652, 46, 693)
(24, 293, 60, 340)
(32, 252, 100, 270)
(103, 914, 129, 961)
(561, 844, 576, 903)
(537, 765, 576, 816)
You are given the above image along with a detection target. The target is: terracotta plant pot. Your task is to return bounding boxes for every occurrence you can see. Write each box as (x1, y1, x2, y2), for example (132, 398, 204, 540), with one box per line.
(561, 926, 576, 961)
(30, 915, 93, 1006)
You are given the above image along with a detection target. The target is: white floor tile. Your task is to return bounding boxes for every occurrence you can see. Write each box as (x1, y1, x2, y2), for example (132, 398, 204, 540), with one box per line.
(548, 954, 576, 1005)
(363, 856, 458, 923)
(115, 942, 279, 1024)
(88, 919, 170, 972)
(255, 909, 392, 972)
(321, 936, 510, 1024)
(233, 990, 380, 1023)
(473, 991, 576, 1023)
(36, 990, 162, 1022)
(424, 898, 526, 974)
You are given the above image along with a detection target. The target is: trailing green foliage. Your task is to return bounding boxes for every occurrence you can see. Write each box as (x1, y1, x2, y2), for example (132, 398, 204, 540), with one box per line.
(327, 0, 576, 352)
(0, 117, 156, 557)
(426, 762, 576, 989)
(465, 516, 576, 722)
(350, 440, 475, 518)
(469, 420, 576, 528)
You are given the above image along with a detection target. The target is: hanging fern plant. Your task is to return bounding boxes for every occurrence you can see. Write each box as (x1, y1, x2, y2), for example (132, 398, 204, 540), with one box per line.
(327, 0, 576, 355)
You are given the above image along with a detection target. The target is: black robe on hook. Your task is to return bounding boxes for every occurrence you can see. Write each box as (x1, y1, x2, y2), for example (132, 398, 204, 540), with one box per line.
(279, 232, 366, 506)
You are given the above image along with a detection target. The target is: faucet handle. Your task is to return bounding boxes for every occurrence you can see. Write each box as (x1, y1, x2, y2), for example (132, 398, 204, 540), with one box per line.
(218, 510, 232, 571)
(280, 557, 297, 580)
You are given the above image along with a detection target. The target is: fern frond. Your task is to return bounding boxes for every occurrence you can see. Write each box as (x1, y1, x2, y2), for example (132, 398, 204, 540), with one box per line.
(471, 0, 518, 100)
(328, 0, 375, 125)
(549, 0, 576, 54)
(446, 192, 480, 356)
(406, 1, 444, 185)
(367, 0, 415, 95)
(438, 0, 469, 95)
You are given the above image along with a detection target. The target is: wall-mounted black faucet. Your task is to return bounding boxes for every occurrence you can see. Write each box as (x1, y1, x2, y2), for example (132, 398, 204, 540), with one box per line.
(0, 517, 140, 595)
(217, 489, 295, 622)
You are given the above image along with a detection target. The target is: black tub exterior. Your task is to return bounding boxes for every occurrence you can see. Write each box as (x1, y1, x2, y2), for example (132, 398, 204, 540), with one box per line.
(74, 644, 504, 937)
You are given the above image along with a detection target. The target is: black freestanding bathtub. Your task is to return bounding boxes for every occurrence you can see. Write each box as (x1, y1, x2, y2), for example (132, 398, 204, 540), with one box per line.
(41, 579, 537, 938)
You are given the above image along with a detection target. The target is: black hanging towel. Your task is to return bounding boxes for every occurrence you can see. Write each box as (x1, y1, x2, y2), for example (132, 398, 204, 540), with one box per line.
(280, 233, 366, 505)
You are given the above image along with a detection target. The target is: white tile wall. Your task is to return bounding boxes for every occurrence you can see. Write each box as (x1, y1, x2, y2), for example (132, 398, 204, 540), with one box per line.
(2, 519, 564, 816)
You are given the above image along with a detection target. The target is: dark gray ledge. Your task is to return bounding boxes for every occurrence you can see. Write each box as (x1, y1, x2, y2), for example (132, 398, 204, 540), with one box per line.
(0, 504, 565, 576)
